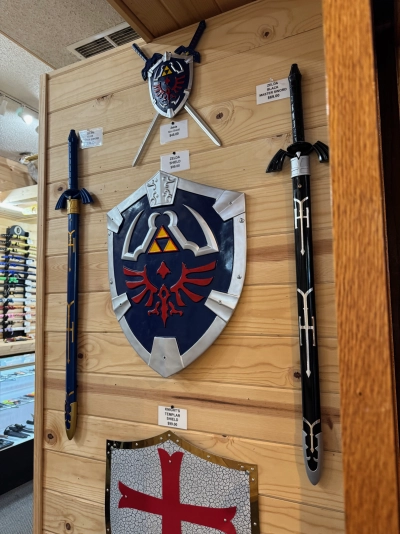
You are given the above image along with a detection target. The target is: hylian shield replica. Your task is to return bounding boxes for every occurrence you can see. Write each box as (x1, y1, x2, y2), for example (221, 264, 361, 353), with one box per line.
(148, 52, 192, 118)
(105, 431, 259, 534)
(108, 171, 246, 377)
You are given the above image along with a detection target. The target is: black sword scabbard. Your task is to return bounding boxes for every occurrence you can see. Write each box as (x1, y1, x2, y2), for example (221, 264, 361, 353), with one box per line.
(266, 64, 328, 485)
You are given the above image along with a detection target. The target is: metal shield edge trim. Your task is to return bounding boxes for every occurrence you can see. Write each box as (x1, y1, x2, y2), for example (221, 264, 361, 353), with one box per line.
(148, 52, 194, 119)
(107, 174, 246, 377)
(105, 430, 260, 534)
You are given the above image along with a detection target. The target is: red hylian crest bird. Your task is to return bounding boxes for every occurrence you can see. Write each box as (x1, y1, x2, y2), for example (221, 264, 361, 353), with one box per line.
(108, 171, 246, 377)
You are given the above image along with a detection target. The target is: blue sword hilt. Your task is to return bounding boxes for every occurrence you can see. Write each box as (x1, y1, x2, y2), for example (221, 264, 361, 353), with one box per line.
(55, 188, 94, 210)
(174, 20, 206, 63)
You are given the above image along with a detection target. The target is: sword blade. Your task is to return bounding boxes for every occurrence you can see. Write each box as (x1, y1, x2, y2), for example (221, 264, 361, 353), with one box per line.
(184, 102, 221, 146)
(132, 113, 161, 167)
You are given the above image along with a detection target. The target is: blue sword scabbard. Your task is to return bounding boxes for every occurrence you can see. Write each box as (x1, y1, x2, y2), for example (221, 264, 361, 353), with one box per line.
(56, 129, 93, 440)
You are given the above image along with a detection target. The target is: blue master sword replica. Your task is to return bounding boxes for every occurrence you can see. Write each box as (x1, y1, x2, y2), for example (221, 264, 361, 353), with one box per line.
(107, 171, 246, 377)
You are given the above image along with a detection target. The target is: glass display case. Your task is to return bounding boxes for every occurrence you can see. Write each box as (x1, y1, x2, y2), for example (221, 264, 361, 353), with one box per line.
(0, 352, 35, 450)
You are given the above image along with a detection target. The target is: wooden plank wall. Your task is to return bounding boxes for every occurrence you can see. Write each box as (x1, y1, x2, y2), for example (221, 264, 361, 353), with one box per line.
(39, 0, 344, 532)
(0, 157, 34, 191)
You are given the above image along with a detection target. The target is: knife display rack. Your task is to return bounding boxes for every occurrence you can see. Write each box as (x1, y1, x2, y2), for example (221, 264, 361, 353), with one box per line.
(0, 225, 36, 343)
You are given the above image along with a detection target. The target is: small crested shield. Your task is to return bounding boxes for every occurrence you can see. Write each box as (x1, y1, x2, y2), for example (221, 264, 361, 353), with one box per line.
(107, 171, 246, 377)
(148, 52, 193, 118)
(105, 431, 259, 534)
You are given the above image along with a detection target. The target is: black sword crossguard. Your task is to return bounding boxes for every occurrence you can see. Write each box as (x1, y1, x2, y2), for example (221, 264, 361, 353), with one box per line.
(174, 20, 206, 63)
(55, 188, 93, 210)
(132, 43, 162, 82)
(266, 141, 329, 173)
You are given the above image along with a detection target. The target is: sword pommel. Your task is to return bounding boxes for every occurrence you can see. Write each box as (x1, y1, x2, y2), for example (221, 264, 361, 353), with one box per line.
(289, 63, 305, 143)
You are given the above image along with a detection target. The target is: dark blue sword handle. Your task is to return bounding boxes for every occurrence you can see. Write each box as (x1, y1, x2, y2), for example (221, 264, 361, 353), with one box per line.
(289, 64, 305, 143)
(188, 20, 206, 51)
(68, 130, 79, 190)
(132, 43, 148, 62)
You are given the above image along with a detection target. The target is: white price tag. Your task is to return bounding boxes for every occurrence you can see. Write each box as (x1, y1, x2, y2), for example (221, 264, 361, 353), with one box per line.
(256, 78, 290, 104)
(160, 120, 188, 144)
(160, 150, 190, 172)
(158, 406, 187, 430)
(79, 127, 103, 149)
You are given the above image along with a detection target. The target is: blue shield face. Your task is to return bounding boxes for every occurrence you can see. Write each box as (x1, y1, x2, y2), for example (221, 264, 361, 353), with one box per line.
(148, 53, 193, 118)
(108, 171, 246, 377)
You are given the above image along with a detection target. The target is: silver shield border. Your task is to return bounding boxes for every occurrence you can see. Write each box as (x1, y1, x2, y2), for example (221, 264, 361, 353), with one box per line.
(107, 171, 246, 378)
(105, 430, 260, 534)
(147, 52, 194, 118)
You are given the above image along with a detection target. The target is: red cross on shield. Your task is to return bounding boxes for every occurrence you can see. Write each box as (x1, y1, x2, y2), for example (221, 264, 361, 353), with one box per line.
(105, 431, 260, 534)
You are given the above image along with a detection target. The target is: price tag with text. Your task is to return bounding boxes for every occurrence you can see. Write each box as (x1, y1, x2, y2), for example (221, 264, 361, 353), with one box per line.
(256, 78, 290, 104)
(79, 127, 103, 149)
(160, 119, 188, 144)
(158, 406, 188, 430)
(160, 150, 190, 173)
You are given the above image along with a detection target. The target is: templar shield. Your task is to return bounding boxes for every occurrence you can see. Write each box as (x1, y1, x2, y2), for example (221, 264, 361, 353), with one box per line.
(148, 52, 193, 118)
(105, 431, 259, 534)
(107, 171, 246, 377)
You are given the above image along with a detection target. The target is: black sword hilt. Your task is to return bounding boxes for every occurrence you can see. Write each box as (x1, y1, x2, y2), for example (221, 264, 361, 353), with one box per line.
(289, 64, 305, 143)
(132, 43, 162, 81)
(174, 20, 206, 63)
(55, 188, 93, 210)
(266, 141, 329, 173)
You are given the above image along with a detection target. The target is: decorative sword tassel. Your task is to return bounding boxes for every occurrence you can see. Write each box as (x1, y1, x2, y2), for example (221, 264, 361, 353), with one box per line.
(55, 130, 93, 440)
(266, 64, 329, 485)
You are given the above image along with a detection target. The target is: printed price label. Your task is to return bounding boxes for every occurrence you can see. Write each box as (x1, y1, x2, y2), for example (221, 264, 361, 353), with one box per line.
(256, 78, 290, 104)
(158, 406, 188, 430)
(160, 150, 190, 172)
(160, 119, 188, 144)
(79, 127, 103, 149)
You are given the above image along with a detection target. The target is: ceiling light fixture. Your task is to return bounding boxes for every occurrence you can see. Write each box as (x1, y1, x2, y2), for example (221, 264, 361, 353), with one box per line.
(16, 106, 34, 125)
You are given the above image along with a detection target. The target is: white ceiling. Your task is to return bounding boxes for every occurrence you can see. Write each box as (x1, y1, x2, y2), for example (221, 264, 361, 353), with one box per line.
(0, 33, 52, 161)
(0, 0, 124, 68)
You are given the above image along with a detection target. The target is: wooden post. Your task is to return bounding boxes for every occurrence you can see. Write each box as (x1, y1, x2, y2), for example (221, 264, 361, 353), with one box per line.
(323, 0, 400, 531)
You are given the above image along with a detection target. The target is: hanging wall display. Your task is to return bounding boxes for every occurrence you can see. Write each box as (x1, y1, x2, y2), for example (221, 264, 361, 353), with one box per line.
(131, 21, 221, 166)
(108, 170, 246, 377)
(55, 129, 94, 440)
(266, 64, 329, 485)
(105, 430, 259, 534)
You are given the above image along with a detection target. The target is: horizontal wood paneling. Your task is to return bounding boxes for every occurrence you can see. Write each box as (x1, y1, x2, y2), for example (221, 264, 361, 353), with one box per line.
(40, 1, 342, 532)
(44, 283, 336, 337)
(47, 0, 322, 110)
(44, 372, 341, 451)
(44, 332, 339, 391)
(43, 411, 343, 510)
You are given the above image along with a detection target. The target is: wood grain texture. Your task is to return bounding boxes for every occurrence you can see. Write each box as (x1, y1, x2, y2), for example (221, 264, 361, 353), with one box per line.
(47, 20, 324, 113)
(43, 371, 341, 451)
(323, 0, 400, 531)
(0, 156, 33, 188)
(44, 332, 339, 391)
(34, 73, 48, 534)
(0, 339, 36, 357)
(106, 0, 155, 41)
(43, 410, 343, 510)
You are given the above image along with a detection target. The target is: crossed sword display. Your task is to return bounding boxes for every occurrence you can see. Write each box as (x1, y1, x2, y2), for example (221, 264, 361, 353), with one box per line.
(131, 21, 221, 166)
(267, 64, 329, 485)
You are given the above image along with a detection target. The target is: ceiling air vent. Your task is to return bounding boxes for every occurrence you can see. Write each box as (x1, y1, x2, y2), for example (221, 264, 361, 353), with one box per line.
(67, 22, 140, 60)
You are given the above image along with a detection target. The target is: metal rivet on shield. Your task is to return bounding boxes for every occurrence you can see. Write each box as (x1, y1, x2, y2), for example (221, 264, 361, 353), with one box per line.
(160, 437, 163, 440)
(237, 275, 242, 279)
(253, 522, 257, 526)
(108, 230, 111, 236)
(251, 467, 254, 471)
(136, 443, 138, 446)
(224, 519, 227, 522)
(207, 455, 210, 458)
(252, 478, 255, 482)
(176, 440, 179, 443)
(106, 488, 109, 492)
(110, 279, 113, 284)
(239, 218, 244, 223)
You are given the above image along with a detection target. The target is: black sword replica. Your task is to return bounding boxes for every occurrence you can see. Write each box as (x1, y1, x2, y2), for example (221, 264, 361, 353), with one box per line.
(55, 130, 93, 440)
(266, 64, 329, 485)
(131, 20, 221, 166)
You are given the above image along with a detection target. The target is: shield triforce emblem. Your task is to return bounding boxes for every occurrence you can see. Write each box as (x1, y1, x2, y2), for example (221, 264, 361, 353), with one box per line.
(105, 431, 260, 534)
(107, 171, 246, 377)
(148, 52, 193, 118)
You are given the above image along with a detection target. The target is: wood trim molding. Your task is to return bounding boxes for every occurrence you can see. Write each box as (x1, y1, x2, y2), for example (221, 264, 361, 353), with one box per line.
(323, 0, 400, 531)
(106, 0, 155, 42)
(33, 72, 48, 534)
